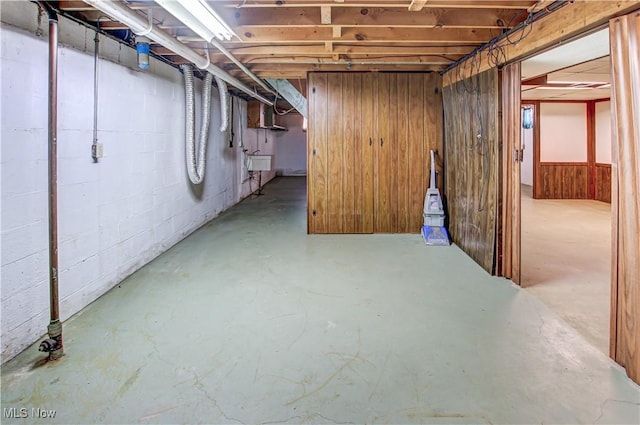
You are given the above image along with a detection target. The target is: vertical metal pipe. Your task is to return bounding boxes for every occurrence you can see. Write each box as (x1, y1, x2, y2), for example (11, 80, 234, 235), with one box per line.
(35, 1, 64, 360)
(93, 33, 98, 145)
(91, 31, 99, 162)
(48, 11, 59, 326)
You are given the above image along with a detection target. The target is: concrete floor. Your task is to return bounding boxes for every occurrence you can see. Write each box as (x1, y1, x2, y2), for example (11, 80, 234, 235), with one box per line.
(1, 177, 638, 424)
(521, 185, 612, 355)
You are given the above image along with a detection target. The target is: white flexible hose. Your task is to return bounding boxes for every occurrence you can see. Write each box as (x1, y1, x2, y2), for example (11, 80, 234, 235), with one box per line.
(215, 76, 229, 133)
(182, 64, 213, 185)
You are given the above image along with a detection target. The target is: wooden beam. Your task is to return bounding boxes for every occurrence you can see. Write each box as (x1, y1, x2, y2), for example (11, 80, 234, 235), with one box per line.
(226, 55, 455, 65)
(522, 74, 548, 85)
(333, 26, 342, 38)
(333, 44, 473, 55)
(222, 7, 517, 29)
(321, 6, 332, 24)
(237, 26, 493, 43)
(409, 0, 429, 12)
(237, 64, 445, 72)
(221, 1, 535, 10)
(444, 0, 640, 86)
(173, 44, 474, 56)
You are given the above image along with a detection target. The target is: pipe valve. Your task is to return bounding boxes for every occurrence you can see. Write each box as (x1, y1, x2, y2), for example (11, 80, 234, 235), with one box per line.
(39, 320, 64, 360)
(38, 338, 60, 353)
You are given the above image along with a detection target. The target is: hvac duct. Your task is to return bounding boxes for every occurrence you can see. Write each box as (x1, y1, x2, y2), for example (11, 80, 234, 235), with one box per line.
(215, 76, 229, 133)
(182, 65, 213, 185)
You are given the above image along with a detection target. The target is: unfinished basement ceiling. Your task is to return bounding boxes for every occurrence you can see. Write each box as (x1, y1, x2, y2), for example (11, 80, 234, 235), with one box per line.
(57, 0, 542, 98)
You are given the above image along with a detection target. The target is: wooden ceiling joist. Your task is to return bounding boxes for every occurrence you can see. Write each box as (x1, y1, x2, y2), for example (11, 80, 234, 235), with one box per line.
(167, 44, 474, 57)
(221, 7, 518, 29)
(443, 0, 640, 86)
(231, 26, 494, 43)
(221, 1, 535, 10)
(56, 0, 544, 84)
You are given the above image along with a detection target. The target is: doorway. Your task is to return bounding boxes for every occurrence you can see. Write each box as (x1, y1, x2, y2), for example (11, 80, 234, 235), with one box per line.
(518, 29, 613, 354)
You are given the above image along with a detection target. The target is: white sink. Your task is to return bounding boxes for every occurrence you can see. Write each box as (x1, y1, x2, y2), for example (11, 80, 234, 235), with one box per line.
(247, 154, 272, 171)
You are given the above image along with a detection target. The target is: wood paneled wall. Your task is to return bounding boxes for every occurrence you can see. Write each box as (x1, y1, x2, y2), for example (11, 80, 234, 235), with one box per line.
(610, 10, 640, 385)
(443, 69, 499, 274)
(307, 72, 443, 234)
(536, 163, 589, 199)
(595, 163, 612, 203)
(533, 100, 612, 202)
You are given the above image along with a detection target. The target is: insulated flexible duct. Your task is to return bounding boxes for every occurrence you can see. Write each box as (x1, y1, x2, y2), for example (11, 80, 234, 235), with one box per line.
(182, 64, 213, 185)
(215, 76, 229, 133)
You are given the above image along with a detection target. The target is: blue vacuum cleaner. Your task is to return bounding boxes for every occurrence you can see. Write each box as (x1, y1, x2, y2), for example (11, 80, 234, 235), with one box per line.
(422, 150, 450, 246)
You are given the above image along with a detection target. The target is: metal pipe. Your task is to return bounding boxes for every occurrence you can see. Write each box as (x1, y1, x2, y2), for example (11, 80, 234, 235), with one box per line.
(82, 0, 273, 105)
(34, 0, 64, 361)
(91, 31, 99, 162)
(47, 5, 59, 329)
(208, 38, 275, 95)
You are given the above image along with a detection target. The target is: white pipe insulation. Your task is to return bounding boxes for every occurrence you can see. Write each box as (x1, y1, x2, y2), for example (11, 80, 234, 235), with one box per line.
(82, 0, 273, 105)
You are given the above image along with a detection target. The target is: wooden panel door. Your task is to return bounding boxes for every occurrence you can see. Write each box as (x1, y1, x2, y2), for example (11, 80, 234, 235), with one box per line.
(310, 72, 441, 235)
(307, 73, 329, 234)
(443, 69, 500, 274)
(360, 73, 376, 233)
(374, 73, 397, 233)
(326, 73, 344, 233)
(396, 73, 412, 233)
(341, 73, 373, 233)
(308, 73, 374, 234)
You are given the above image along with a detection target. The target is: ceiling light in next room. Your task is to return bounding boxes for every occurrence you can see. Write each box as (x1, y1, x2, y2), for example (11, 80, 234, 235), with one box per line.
(155, 0, 237, 42)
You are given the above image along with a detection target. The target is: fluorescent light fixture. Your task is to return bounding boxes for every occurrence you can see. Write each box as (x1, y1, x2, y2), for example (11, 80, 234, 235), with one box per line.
(537, 86, 591, 90)
(547, 80, 609, 85)
(155, 0, 237, 42)
(186, 0, 236, 41)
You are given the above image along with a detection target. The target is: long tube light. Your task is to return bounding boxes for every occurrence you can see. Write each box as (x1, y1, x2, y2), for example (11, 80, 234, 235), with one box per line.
(184, 0, 237, 41)
(82, 0, 272, 105)
(155, 0, 237, 42)
(156, 0, 274, 94)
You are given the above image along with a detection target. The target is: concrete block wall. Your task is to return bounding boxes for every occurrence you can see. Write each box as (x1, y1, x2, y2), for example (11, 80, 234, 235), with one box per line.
(275, 113, 307, 176)
(1, 1, 275, 363)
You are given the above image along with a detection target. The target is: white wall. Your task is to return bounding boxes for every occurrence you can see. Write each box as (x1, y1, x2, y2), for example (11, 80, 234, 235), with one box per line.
(0, 1, 275, 362)
(521, 125, 534, 186)
(540, 103, 587, 162)
(274, 113, 307, 176)
(234, 98, 277, 199)
(595, 100, 612, 164)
